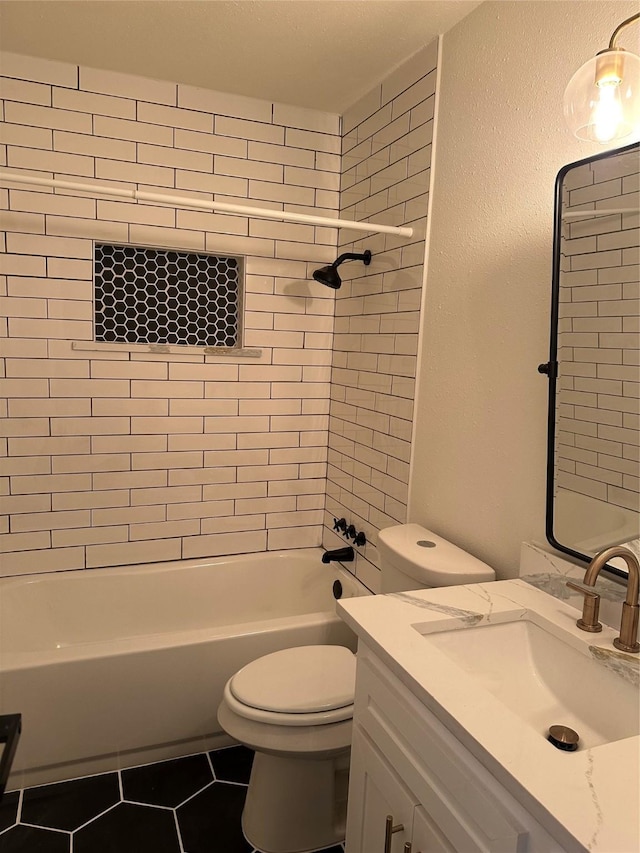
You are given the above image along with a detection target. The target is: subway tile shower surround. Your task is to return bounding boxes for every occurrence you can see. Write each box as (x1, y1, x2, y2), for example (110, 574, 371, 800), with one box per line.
(0, 41, 438, 589)
(0, 53, 341, 575)
(325, 42, 437, 590)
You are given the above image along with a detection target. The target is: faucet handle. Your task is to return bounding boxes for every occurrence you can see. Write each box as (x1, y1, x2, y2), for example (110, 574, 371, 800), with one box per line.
(566, 581, 603, 633)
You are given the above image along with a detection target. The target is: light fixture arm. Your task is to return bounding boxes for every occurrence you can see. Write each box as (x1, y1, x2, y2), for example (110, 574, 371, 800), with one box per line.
(608, 12, 640, 50)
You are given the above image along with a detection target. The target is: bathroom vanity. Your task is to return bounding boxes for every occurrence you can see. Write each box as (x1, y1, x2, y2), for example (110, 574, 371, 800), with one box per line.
(337, 580, 639, 853)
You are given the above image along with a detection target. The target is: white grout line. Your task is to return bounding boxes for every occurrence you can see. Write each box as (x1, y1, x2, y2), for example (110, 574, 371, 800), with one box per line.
(69, 801, 121, 835)
(121, 798, 176, 810)
(204, 749, 216, 782)
(117, 768, 124, 802)
(173, 807, 186, 853)
(15, 821, 72, 835)
(173, 778, 216, 809)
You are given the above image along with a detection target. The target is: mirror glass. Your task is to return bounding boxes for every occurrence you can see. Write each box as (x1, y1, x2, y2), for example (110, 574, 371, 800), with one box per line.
(546, 142, 639, 572)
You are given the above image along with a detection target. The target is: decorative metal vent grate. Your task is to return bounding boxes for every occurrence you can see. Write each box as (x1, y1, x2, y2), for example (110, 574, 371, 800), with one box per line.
(94, 244, 240, 347)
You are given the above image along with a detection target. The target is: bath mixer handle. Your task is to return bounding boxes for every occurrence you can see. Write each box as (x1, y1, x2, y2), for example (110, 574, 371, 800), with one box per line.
(354, 530, 367, 547)
(333, 517, 347, 533)
(566, 581, 603, 632)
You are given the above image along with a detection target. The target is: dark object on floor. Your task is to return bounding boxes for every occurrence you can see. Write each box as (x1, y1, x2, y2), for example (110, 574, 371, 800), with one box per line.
(0, 715, 21, 801)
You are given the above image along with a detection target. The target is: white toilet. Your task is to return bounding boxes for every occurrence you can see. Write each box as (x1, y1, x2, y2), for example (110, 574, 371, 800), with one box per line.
(217, 523, 495, 853)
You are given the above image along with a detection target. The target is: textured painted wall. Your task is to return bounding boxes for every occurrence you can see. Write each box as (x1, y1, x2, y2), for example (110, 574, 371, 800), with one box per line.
(410, 0, 639, 577)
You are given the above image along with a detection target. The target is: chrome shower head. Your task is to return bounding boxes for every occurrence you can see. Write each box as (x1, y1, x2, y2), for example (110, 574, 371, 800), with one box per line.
(312, 250, 372, 290)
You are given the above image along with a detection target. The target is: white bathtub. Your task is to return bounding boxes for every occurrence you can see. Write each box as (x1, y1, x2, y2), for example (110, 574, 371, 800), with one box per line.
(0, 548, 369, 790)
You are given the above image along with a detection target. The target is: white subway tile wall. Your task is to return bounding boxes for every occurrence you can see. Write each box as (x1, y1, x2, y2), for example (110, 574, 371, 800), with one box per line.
(323, 40, 438, 591)
(557, 148, 639, 515)
(0, 51, 343, 575)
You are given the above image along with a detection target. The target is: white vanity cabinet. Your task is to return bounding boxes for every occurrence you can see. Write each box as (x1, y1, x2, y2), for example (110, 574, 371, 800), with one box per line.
(345, 644, 565, 853)
(348, 726, 455, 853)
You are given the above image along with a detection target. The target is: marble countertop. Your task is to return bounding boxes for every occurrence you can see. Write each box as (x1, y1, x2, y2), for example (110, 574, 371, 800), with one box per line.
(338, 579, 639, 853)
(519, 541, 631, 629)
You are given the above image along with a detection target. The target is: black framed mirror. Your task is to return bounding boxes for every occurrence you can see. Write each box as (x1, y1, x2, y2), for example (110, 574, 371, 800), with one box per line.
(543, 141, 639, 578)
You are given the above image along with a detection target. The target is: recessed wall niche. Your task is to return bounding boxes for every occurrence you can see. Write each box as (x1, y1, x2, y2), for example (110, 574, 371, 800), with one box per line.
(94, 244, 241, 348)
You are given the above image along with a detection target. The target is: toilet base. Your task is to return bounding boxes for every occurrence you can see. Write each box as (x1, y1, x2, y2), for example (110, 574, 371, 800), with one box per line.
(242, 750, 350, 853)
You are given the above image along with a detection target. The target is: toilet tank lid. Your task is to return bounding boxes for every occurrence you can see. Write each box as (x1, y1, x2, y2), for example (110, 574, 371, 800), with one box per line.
(378, 524, 495, 586)
(230, 645, 356, 714)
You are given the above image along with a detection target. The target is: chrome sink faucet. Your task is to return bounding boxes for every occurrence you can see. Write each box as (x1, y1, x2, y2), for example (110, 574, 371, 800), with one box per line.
(567, 546, 640, 654)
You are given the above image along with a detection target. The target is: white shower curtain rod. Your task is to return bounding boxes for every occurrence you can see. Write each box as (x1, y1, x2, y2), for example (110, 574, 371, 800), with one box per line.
(0, 171, 414, 238)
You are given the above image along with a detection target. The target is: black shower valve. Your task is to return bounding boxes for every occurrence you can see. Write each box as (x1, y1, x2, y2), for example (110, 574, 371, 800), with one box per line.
(333, 517, 366, 546)
(344, 524, 367, 547)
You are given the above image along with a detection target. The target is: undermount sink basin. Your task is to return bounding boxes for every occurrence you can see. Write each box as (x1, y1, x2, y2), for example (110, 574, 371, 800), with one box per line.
(417, 617, 639, 750)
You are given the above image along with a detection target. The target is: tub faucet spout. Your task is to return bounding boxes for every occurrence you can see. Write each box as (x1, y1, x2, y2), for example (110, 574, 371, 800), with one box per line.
(322, 546, 354, 564)
(571, 546, 640, 654)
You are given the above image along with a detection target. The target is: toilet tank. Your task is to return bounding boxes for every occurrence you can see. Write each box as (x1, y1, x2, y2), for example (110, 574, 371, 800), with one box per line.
(378, 524, 495, 593)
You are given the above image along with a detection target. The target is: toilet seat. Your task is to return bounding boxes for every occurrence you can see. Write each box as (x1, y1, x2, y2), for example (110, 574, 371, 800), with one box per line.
(226, 645, 356, 727)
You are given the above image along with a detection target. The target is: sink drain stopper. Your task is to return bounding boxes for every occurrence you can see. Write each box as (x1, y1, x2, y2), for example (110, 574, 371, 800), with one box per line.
(547, 725, 579, 751)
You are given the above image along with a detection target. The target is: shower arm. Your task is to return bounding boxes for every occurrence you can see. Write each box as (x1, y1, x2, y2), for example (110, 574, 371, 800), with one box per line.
(332, 252, 371, 268)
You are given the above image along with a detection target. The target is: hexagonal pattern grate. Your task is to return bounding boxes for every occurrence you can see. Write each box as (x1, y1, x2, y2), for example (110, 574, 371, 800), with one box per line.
(94, 244, 240, 348)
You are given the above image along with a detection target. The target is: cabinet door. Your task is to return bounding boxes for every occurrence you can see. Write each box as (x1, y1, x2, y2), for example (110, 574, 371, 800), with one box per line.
(346, 726, 417, 853)
(410, 806, 456, 853)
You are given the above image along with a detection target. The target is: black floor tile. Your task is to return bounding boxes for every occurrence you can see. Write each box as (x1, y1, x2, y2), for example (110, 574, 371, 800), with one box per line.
(73, 802, 180, 853)
(209, 745, 254, 784)
(0, 824, 70, 853)
(122, 753, 213, 808)
(21, 773, 120, 832)
(4, 747, 345, 853)
(0, 792, 19, 834)
(177, 781, 251, 853)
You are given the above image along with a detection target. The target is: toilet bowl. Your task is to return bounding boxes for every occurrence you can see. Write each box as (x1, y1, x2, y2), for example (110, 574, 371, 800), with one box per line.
(217, 525, 496, 853)
(217, 644, 355, 853)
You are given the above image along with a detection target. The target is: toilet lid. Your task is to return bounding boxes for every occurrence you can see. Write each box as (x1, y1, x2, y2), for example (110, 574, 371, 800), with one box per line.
(229, 645, 356, 714)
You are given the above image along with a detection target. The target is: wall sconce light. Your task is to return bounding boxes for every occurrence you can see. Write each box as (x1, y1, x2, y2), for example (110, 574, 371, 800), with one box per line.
(563, 12, 640, 143)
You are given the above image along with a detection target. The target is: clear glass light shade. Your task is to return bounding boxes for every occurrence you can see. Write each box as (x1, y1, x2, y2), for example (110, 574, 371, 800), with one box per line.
(563, 49, 640, 143)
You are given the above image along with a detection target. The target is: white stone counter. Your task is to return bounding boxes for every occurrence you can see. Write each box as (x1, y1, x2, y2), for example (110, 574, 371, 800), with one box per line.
(338, 579, 639, 853)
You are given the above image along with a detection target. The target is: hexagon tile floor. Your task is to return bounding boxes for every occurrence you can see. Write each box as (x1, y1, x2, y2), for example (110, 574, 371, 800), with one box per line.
(0, 746, 345, 853)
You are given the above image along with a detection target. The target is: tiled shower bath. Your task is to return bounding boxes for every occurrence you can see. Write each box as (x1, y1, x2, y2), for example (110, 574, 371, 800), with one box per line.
(1, 37, 437, 852)
(1, 39, 436, 591)
(0, 746, 344, 853)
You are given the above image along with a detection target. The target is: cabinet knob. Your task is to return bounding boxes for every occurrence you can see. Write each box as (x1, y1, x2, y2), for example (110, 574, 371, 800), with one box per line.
(384, 815, 404, 853)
